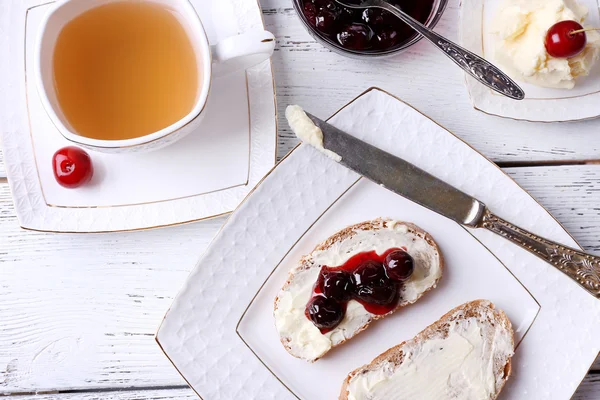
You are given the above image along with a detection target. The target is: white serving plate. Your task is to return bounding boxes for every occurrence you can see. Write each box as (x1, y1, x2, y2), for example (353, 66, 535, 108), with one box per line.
(157, 88, 600, 399)
(0, 0, 276, 232)
(461, 0, 600, 122)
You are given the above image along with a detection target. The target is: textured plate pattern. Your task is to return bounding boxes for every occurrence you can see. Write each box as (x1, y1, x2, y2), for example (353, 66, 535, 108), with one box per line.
(157, 88, 600, 399)
(461, 0, 600, 122)
(158, 146, 356, 400)
(0, 0, 276, 232)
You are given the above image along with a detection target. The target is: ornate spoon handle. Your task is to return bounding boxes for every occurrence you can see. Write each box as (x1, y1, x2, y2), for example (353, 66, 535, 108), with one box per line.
(481, 211, 600, 297)
(378, 1, 525, 100)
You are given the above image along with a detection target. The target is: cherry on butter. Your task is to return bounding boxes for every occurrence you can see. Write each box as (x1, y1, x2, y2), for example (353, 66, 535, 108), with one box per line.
(306, 247, 415, 333)
(52, 146, 94, 188)
(545, 20, 587, 58)
(320, 269, 355, 301)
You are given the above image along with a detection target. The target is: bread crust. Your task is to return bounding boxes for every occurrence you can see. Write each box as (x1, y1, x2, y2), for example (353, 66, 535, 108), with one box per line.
(274, 218, 444, 361)
(339, 300, 515, 400)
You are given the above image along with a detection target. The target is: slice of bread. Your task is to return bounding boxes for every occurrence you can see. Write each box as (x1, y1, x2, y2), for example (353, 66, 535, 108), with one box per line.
(340, 300, 515, 400)
(274, 218, 443, 362)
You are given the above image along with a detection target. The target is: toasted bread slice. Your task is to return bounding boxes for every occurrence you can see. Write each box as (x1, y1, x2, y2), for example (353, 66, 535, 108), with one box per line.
(273, 218, 443, 362)
(340, 300, 515, 400)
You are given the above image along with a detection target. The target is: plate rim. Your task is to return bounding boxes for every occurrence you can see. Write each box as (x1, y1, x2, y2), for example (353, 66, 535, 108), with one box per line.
(460, 0, 600, 122)
(0, 0, 278, 233)
(156, 86, 598, 400)
(234, 177, 543, 400)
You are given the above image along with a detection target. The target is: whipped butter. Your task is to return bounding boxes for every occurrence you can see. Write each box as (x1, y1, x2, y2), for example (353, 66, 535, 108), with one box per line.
(285, 105, 342, 162)
(492, 0, 600, 89)
(346, 317, 514, 400)
(274, 220, 442, 361)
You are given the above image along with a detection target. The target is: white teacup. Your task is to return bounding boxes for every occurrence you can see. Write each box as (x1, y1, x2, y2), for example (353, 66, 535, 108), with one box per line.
(35, 0, 275, 153)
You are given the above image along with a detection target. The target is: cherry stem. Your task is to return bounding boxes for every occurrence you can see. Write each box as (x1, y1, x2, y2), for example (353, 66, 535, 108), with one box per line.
(570, 27, 600, 35)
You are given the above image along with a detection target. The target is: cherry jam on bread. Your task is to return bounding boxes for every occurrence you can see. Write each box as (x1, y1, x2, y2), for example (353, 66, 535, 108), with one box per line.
(300, 0, 435, 52)
(306, 248, 414, 332)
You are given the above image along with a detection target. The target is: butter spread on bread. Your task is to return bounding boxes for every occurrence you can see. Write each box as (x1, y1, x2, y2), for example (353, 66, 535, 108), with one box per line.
(274, 219, 443, 362)
(341, 300, 514, 400)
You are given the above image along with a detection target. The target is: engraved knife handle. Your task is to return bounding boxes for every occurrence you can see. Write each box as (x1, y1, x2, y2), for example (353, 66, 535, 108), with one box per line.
(379, 1, 525, 100)
(481, 210, 600, 297)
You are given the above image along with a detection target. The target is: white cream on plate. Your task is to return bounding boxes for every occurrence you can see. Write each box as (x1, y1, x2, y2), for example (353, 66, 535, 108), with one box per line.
(491, 0, 600, 89)
(274, 220, 442, 361)
(346, 317, 514, 400)
(285, 105, 342, 162)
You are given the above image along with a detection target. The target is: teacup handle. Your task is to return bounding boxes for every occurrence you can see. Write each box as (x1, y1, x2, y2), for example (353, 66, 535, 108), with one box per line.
(211, 30, 275, 77)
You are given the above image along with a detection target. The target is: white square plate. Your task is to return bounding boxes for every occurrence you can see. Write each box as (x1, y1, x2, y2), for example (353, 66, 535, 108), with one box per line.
(157, 88, 600, 399)
(238, 179, 539, 399)
(0, 0, 276, 232)
(461, 0, 600, 122)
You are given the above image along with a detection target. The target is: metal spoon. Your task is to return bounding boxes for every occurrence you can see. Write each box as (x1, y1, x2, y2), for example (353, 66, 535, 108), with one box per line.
(334, 0, 525, 100)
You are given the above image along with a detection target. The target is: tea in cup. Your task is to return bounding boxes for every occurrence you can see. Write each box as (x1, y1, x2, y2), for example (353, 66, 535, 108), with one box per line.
(36, 0, 275, 152)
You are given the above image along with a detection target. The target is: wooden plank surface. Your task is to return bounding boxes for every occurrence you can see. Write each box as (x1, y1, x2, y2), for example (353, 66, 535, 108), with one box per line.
(6, 374, 600, 399)
(509, 165, 600, 253)
(3, 0, 600, 398)
(0, 142, 5, 178)
(2, 164, 600, 394)
(9, 389, 195, 399)
(0, 181, 219, 392)
(573, 375, 600, 400)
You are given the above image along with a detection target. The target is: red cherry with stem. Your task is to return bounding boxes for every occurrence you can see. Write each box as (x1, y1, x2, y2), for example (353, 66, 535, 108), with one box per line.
(545, 20, 587, 58)
(52, 146, 94, 188)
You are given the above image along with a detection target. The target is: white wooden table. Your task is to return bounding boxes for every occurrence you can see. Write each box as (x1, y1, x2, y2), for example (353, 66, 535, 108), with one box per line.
(2, 0, 600, 398)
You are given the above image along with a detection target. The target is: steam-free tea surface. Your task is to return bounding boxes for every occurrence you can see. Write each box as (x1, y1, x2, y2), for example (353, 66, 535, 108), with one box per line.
(53, 1, 199, 140)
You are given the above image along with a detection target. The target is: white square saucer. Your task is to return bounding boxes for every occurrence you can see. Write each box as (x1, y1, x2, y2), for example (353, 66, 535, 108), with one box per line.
(461, 0, 600, 122)
(0, 0, 276, 232)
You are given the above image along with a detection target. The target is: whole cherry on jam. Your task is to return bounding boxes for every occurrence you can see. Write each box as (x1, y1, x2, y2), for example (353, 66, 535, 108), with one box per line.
(337, 23, 373, 50)
(316, 9, 339, 34)
(52, 146, 94, 188)
(319, 269, 355, 301)
(306, 295, 344, 330)
(375, 29, 399, 49)
(362, 9, 387, 26)
(545, 20, 587, 58)
(353, 260, 397, 305)
(303, 3, 317, 26)
(385, 249, 414, 281)
(355, 282, 397, 305)
(353, 260, 388, 286)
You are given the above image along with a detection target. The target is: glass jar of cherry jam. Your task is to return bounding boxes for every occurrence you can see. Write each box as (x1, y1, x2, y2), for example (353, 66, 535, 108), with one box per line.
(292, 0, 448, 57)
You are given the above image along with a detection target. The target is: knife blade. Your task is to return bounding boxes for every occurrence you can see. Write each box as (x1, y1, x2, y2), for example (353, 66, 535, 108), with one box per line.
(301, 111, 600, 299)
(306, 113, 487, 228)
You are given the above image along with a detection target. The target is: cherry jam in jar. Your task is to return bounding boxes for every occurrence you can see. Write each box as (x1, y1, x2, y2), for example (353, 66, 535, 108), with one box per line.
(298, 0, 437, 53)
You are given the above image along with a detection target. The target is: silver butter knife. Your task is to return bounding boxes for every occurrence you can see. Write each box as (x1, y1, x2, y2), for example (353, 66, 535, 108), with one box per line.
(305, 112, 600, 299)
